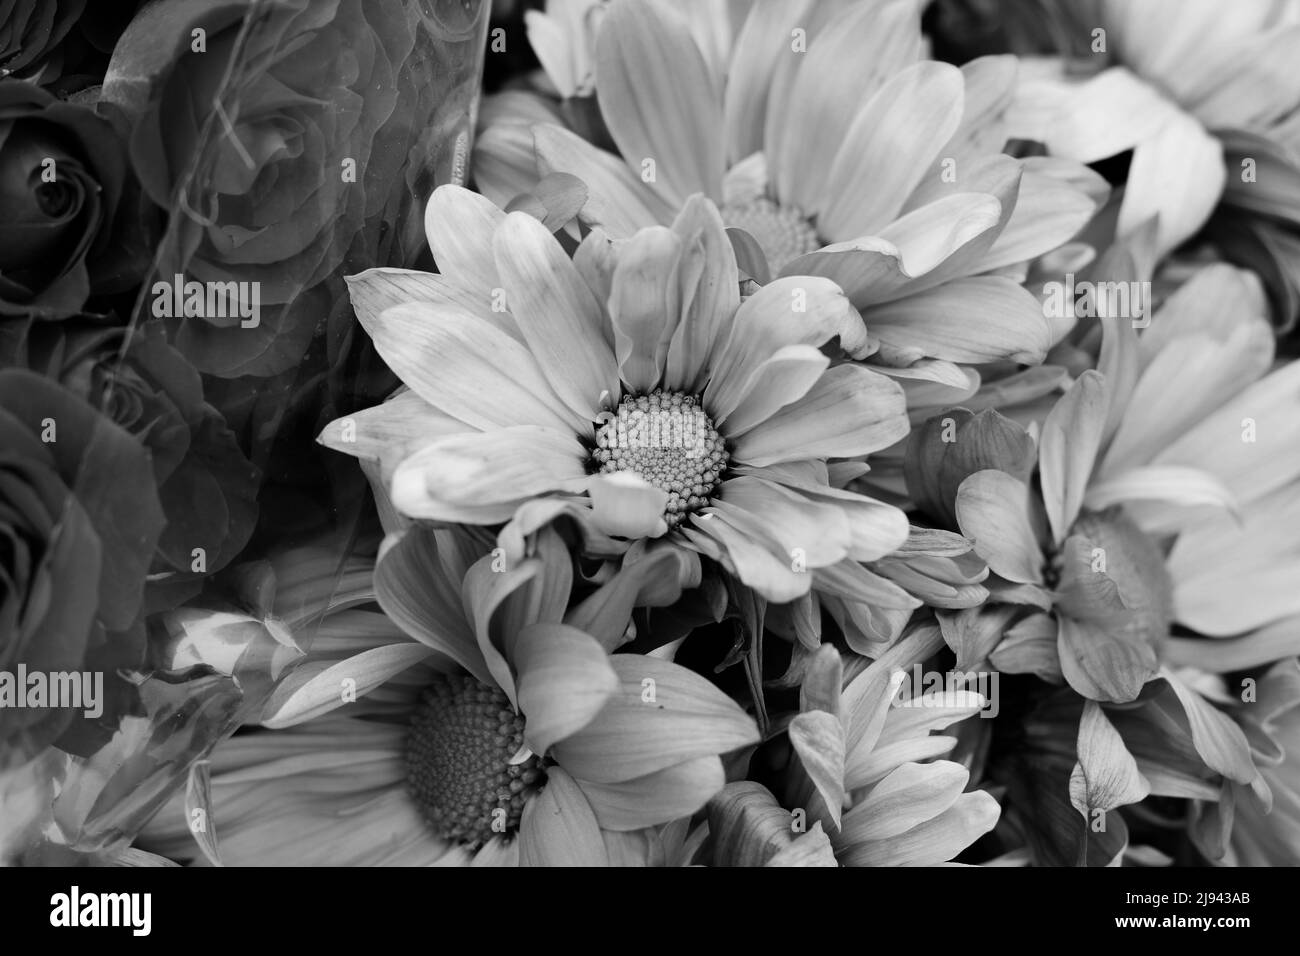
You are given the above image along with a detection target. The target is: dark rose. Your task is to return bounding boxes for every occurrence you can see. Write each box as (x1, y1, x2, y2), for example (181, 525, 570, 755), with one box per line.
(0, 1, 85, 82)
(0, 80, 145, 319)
(0, 369, 164, 767)
(101, 0, 489, 378)
(1, 316, 260, 611)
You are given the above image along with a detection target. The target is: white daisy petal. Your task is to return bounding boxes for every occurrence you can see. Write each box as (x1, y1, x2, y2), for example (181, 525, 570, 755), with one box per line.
(663, 195, 742, 392)
(716, 344, 829, 433)
(578, 756, 726, 831)
(1039, 370, 1108, 544)
(552, 655, 759, 783)
(534, 123, 671, 234)
(820, 62, 966, 241)
(954, 470, 1044, 585)
(839, 788, 999, 866)
(390, 426, 588, 523)
(514, 623, 619, 756)
(359, 302, 582, 434)
(424, 185, 506, 293)
(838, 761, 969, 844)
(494, 211, 621, 424)
(731, 364, 908, 466)
(723, 0, 814, 162)
(865, 276, 1052, 366)
(710, 475, 853, 568)
(608, 225, 683, 391)
(768, 0, 922, 213)
(519, 767, 608, 866)
(704, 276, 866, 414)
(595, 0, 725, 206)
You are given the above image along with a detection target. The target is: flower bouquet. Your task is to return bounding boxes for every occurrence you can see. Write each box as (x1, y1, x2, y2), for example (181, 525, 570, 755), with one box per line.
(2, 0, 1300, 870)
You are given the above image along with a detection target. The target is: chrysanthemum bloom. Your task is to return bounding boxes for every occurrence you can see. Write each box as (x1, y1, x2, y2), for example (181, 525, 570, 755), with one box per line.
(320, 186, 912, 607)
(781, 630, 1000, 865)
(138, 525, 758, 866)
(502, 0, 1101, 372)
(1006, 0, 1300, 328)
(898, 265, 1291, 855)
(915, 264, 1300, 702)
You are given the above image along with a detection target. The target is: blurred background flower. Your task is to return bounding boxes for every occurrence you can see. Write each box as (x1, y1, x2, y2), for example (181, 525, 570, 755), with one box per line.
(100, 0, 488, 378)
(0, 368, 163, 764)
(0, 316, 259, 612)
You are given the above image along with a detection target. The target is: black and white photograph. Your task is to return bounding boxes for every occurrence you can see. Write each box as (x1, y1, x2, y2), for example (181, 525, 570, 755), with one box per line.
(0, 0, 1297, 910)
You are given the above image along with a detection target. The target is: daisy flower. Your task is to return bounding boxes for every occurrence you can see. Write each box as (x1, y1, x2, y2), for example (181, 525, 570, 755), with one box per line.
(138, 524, 758, 865)
(319, 186, 912, 606)
(782, 631, 1000, 865)
(915, 263, 1300, 701)
(1005, 0, 1300, 327)
(895, 263, 1291, 853)
(506, 0, 1102, 372)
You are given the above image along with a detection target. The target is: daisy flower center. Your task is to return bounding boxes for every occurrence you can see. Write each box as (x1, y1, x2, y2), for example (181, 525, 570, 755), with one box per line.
(721, 197, 819, 273)
(406, 673, 547, 848)
(590, 390, 729, 529)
